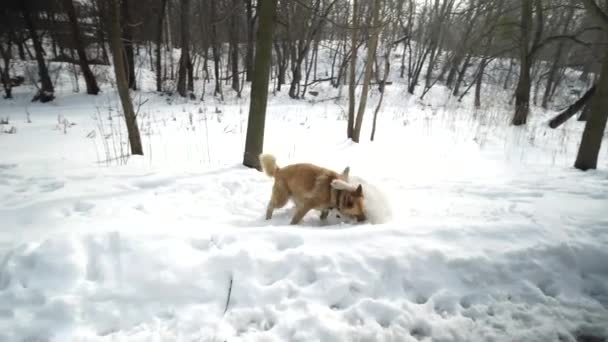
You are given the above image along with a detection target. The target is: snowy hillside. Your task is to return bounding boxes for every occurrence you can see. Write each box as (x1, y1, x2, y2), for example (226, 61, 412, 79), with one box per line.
(1, 53, 608, 342)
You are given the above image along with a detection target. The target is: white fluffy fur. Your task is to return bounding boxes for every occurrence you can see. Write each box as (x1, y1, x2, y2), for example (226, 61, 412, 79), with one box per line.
(331, 176, 392, 224)
(331, 179, 357, 191)
(348, 176, 392, 224)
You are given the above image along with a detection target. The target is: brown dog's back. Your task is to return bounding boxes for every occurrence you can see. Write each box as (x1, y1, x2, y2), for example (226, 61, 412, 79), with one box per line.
(276, 163, 337, 206)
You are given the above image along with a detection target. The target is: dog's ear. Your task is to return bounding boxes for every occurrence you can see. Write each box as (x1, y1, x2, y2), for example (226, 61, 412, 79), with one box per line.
(354, 184, 363, 197)
(331, 179, 356, 191)
(341, 166, 350, 179)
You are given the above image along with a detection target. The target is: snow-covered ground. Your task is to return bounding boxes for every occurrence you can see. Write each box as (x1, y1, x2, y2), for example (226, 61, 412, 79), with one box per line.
(1, 58, 607, 341)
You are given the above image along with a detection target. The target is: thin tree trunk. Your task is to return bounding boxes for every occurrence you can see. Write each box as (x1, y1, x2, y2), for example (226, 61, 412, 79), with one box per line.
(121, 0, 137, 90)
(352, 0, 381, 143)
(474, 59, 488, 108)
(63, 0, 100, 95)
(371, 46, 391, 141)
(109, 0, 143, 155)
(243, 0, 278, 169)
(177, 0, 190, 97)
(245, 0, 254, 82)
(503, 58, 514, 90)
(11, 31, 26, 61)
(347, 0, 359, 139)
(229, 0, 240, 94)
(94, 0, 110, 64)
(452, 54, 471, 96)
(512, 0, 533, 126)
(210, 0, 223, 99)
(0, 38, 13, 99)
(21, 2, 55, 102)
(156, 0, 167, 92)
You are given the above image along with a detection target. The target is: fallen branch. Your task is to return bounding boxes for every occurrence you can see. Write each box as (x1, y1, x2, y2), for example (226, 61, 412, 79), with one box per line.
(548, 85, 595, 128)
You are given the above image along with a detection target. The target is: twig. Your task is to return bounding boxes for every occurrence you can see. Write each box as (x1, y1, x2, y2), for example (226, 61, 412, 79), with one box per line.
(223, 274, 233, 315)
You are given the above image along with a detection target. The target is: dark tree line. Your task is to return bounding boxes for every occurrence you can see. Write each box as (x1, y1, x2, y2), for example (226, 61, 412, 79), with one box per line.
(0, 0, 606, 169)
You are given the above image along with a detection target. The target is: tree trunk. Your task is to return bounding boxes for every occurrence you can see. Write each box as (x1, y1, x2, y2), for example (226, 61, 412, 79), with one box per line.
(347, 0, 359, 139)
(452, 54, 471, 96)
(121, 0, 137, 90)
(229, 0, 240, 94)
(63, 0, 100, 95)
(503, 58, 514, 90)
(177, 0, 190, 97)
(512, 0, 532, 126)
(0, 39, 12, 99)
(575, 53, 608, 170)
(371, 46, 391, 142)
(20, 2, 55, 102)
(273, 41, 287, 91)
(474, 59, 488, 108)
(109, 0, 143, 155)
(352, 0, 381, 143)
(542, 7, 574, 109)
(93, 0, 110, 64)
(210, 0, 223, 99)
(245, 0, 254, 82)
(578, 104, 592, 121)
(11, 31, 26, 61)
(243, 0, 278, 169)
(156, 0, 167, 92)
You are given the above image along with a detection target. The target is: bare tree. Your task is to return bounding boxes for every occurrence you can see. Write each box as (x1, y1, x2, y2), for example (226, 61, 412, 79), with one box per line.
(574, 0, 608, 170)
(63, 0, 100, 95)
(20, 0, 55, 102)
(156, 0, 167, 92)
(229, 0, 241, 95)
(347, 0, 360, 139)
(352, 0, 382, 143)
(177, 0, 191, 97)
(121, 0, 137, 90)
(243, 0, 278, 169)
(109, 0, 143, 155)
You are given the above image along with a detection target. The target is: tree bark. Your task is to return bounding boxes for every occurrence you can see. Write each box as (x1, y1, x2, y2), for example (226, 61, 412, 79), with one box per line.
(0, 38, 12, 99)
(109, 0, 143, 155)
(156, 0, 167, 92)
(474, 59, 488, 108)
(121, 0, 137, 90)
(244, 0, 254, 82)
(243, 0, 278, 169)
(229, 0, 240, 94)
(371, 45, 391, 142)
(574, 0, 608, 170)
(352, 0, 381, 143)
(575, 54, 608, 170)
(512, 0, 533, 126)
(347, 0, 359, 139)
(177, 0, 191, 97)
(63, 0, 100, 95)
(20, 1, 55, 102)
(210, 0, 223, 99)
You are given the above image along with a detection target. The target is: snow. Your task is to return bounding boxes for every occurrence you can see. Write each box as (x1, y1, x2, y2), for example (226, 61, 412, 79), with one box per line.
(1, 54, 607, 341)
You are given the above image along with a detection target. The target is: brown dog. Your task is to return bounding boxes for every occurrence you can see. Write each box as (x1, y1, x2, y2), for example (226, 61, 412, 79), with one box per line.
(259, 154, 366, 225)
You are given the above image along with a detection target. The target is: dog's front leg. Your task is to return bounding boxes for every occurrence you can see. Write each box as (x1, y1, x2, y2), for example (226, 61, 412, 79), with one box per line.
(290, 205, 312, 225)
(265, 203, 274, 220)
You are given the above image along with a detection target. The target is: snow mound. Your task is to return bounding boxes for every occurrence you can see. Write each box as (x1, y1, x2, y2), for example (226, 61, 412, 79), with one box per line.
(349, 175, 392, 224)
(1, 232, 607, 341)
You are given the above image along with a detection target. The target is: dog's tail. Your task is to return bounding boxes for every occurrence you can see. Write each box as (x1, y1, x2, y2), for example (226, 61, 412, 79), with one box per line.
(259, 154, 279, 177)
